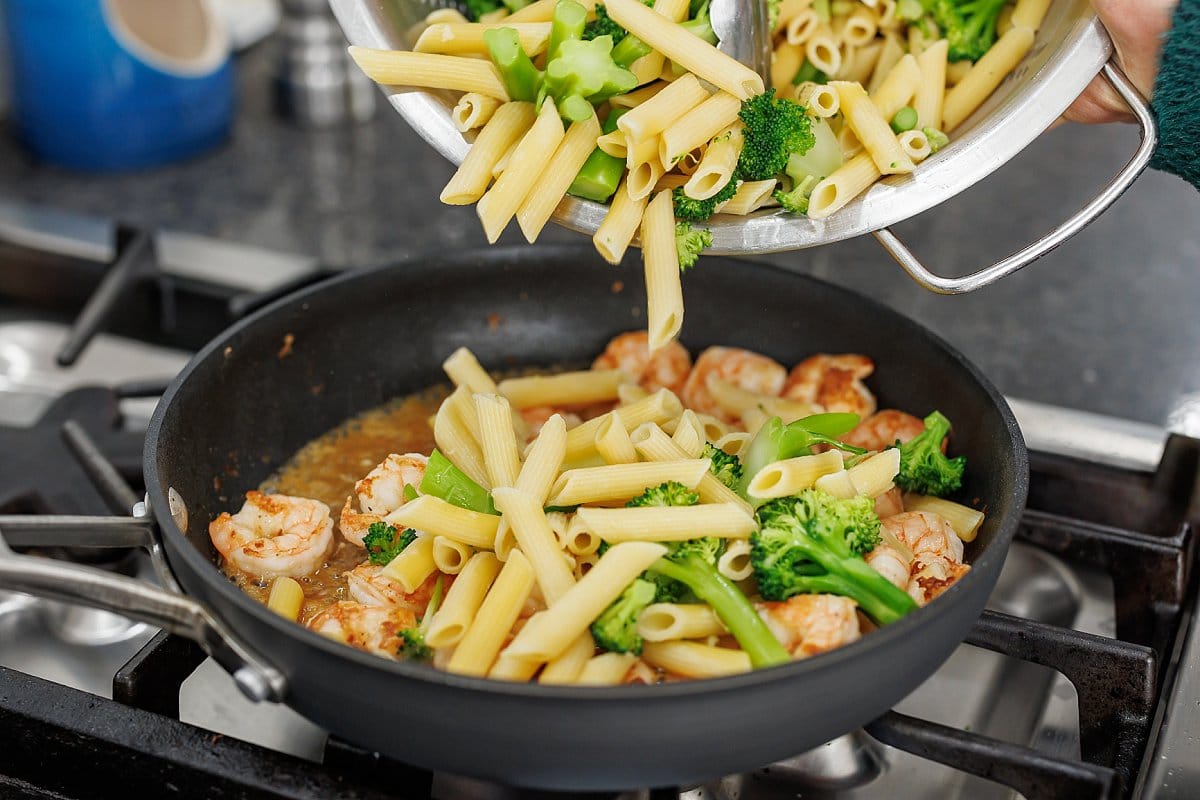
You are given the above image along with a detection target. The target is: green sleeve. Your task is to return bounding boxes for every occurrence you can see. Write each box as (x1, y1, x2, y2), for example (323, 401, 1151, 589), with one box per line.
(1150, 0, 1200, 190)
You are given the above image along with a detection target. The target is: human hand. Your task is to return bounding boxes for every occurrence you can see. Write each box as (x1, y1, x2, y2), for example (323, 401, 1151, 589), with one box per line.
(1063, 0, 1177, 123)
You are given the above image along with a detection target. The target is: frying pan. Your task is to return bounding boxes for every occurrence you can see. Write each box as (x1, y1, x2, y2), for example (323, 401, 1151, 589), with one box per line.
(0, 246, 1028, 791)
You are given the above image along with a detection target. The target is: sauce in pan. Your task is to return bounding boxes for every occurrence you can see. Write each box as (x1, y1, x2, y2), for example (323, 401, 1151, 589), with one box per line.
(225, 387, 447, 622)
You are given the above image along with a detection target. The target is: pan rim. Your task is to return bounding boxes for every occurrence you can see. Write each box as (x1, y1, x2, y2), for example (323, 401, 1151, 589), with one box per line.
(145, 244, 1029, 701)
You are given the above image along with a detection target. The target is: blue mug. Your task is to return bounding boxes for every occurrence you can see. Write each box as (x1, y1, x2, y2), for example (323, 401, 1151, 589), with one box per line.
(1, 0, 234, 171)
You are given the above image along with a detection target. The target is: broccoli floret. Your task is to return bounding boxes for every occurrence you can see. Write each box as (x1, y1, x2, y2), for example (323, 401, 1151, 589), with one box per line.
(923, 127, 950, 152)
(544, 35, 638, 116)
(767, 0, 783, 28)
(704, 442, 743, 490)
(679, 0, 717, 44)
(675, 222, 712, 271)
(903, 0, 1007, 62)
(397, 628, 432, 661)
(363, 522, 416, 566)
(737, 413, 866, 503)
(773, 174, 820, 215)
(736, 89, 815, 181)
(627, 480, 700, 508)
(591, 578, 657, 653)
(892, 411, 966, 497)
(465, 0, 505, 20)
(752, 489, 917, 625)
(672, 179, 738, 222)
(584, 4, 628, 41)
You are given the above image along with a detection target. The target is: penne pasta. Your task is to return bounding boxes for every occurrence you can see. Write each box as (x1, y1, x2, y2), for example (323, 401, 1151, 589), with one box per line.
(670, 409, 706, 458)
(593, 178, 648, 265)
(385, 495, 500, 549)
(942, 26, 1035, 131)
(349, 47, 508, 99)
(629, 422, 751, 512)
(642, 641, 752, 678)
(902, 494, 985, 541)
(576, 652, 637, 685)
(477, 97, 566, 243)
(414, 22, 552, 57)
(617, 73, 710, 143)
(1011, 0, 1052, 31)
(807, 151, 881, 219)
(267, 576, 304, 621)
(516, 112, 603, 242)
(493, 487, 577, 604)
(426, 551, 502, 649)
(380, 533, 437, 592)
(595, 412, 641, 464)
(440, 101, 536, 205)
(564, 514, 602, 555)
(434, 388, 489, 487)
(805, 23, 841, 76)
(787, 8, 820, 45)
(609, 81, 670, 108)
(813, 468, 859, 499)
(795, 82, 840, 117)
(516, 414, 567, 503)
(846, 448, 901, 497)
(564, 388, 683, 461)
(867, 34, 906, 94)
(474, 393, 522, 489)
(447, 551, 536, 677)
(870, 53, 921, 121)
(637, 603, 726, 641)
(443, 346, 499, 394)
(499, 369, 625, 409)
(576, 503, 756, 542)
(432, 536, 474, 574)
(771, 42, 805, 94)
(683, 123, 743, 200)
(833, 81, 913, 174)
(717, 539, 754, 581)
(897, 128, 932, 161)
(641, 190, 685, 351)
(538, 632, 596, 684)
(913, 39, 949, 131)
(659, 92, 743, 169)
(547, 459, 710, 507)
(715, 179, 775, 215)
(703, 374, 821, 423)
(747, 450, 845, 499)
(451, 92, 503, 131)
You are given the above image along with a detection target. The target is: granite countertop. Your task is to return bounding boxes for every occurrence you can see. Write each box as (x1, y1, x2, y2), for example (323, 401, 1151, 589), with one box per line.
(2, 40, 1199, 431)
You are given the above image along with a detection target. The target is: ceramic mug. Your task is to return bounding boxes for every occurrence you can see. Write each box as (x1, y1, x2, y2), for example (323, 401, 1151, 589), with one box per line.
(2, 0, 234, 170)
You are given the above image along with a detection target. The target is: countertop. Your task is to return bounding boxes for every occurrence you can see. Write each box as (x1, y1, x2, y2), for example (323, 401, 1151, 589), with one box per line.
(2, 40, 1199, 431)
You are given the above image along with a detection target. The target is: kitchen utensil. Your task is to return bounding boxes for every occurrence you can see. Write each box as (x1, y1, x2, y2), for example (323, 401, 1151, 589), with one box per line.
(327, 0, 1155, 294)
(0, 246, 1028, 790)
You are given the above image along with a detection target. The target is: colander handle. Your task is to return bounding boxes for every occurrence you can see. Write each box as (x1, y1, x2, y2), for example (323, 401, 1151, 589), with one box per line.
(872, 61, 1155, 295)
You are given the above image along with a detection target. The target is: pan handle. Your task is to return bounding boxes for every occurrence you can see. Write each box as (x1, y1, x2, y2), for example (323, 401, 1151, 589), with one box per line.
(0, 509, 287, 703)
(872, 60, 1156, 295)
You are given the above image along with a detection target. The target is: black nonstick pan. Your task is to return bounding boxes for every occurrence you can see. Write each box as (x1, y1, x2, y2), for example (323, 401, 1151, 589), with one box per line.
(0, 245, 1028, 791)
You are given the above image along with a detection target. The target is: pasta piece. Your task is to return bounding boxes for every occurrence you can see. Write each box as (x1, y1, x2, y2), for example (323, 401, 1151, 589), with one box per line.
(771, 43, 805, 94)
(747, 450, 845, 499)
(637, 603, 726, 641)
(478, 7, 511, 22)
(898, 128, 932, 161)
(694, 414, 731, 442)
(499, 541, 668, 663)
(870, 53, 920, 120)
(380, 534, 437, 592)
(641, 641, 752, 678)
(572, 552, 600, 579)
(576, 504, 755, 542)
(703, 374, 820, 422)
(474, 393, 522, 489)
(609, 81, 669, 108)
(434, 388, 489, 487)
(795, 82, 840, 117)
(516, 414, 567, 504)
(447, 551, 536, 677)
(385, 495, 500, 548)
(348, 47, 508, 99)
(494, 520, 518, 561)
(564, 514, 602, 555)
(506, 0, 578, 22)
(786, 9, 820, 44)
(477, 97, 566, 242)
(683, 123, 743, 200)
(426, 552, 502, 649)
(425, 8, 468, 24)
(840, 41, 883, 85)
(715, 179, 775, 215)
(499, 369, 625, 409)
(617, 74, 710, 143)
(833, 81, 913, 174)
(492, 487, 577, 604)
(902, 494, 985, 541)
(805, 24, 841, 76)
(617, 383, 651, 405)
(596, 129, 629, 158)
(516, 112, 603, 241)
(867, 34, 906, 94)
(807, 151, 880, 219)
(714, 431, 752, 457)
(670, 409, 706, 458)
(432, 536, 474, 574)
(946, 59, 973, 86)
(846, 448, 901, 498)
(491, 137, 519, 178)
(564, 388, 683, 460)
(440, 102, 537, 205)
(577, 652, 637, 685)
(813, 468, 858, 499)
(913, 39, 949, 130)
(842, 6, 879, 46)
(538, 632, 595, 683)
(717, 539, 754, 581)
(593, 178, 649, 265)
(629, 422, 751, 512)
(942, 26, 1035, 131)
(659, 92, 743, 170)
(548, 459, 710, 507)
(605, 0, 764, 99)
(267, 576, 304, 621)
(774, 0, 811, 31)
(414, 22, 552, 57)
(997, 3, 1016, 35)
(1011, 0, 1052, 30)
(488, 651, 542, 681)
(642, 190, 685, 351)
(443, 346, 498, 394)
(595, 412, 640, 464)
(626, 138, 665, 201)
(451, 92, 503, 131)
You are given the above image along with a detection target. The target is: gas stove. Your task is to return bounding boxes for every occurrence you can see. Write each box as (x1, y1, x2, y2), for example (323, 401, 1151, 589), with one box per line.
(0, 205, 1197, 800)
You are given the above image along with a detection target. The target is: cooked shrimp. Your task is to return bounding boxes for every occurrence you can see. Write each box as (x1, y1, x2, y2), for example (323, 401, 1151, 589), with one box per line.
(843, 409, 928, 452)
(209, 491, 334, 578)
(757, 594, 861, 658)
(624, 658, 660, 685)
(345, 562, 445, 614)
(874, 485, 905, 519)
(783, 354, 877, 417)
(681, 346, 787, 422)
(592, 331, 692, 395)
(308, 601, 417, 658)
(339, 453, 427, 546)
(876, 511, 969, 605)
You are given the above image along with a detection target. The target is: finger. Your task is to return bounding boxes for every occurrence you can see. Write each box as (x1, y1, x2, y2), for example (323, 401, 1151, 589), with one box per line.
(1091, 0, 1176, 99)
(1063, 75, 1135, 124)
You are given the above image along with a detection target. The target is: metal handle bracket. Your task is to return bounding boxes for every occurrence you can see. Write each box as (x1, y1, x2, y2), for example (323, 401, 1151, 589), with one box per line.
(874, 61, 1157, 295)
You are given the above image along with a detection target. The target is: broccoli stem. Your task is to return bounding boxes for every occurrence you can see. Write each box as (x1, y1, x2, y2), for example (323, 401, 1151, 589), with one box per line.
(484, 27, 543, 102)
(569, 108, 628, 202)
(558, 93, 596, 122)
(420, 450, 498, 514)
(649, 555, 790, 668)
(890, 106, 918, 133)
(736, 414, 863, 503)
(548, 0, 588, 62)
(611, 34, 651, 67)
(798, 565, 916, 625)
(792, 58, 828, 86)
